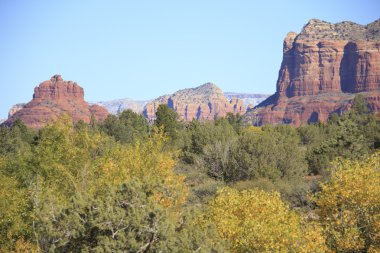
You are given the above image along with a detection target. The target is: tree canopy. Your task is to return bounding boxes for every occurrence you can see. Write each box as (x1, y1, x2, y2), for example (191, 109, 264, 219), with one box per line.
(0, 99, 379, 252)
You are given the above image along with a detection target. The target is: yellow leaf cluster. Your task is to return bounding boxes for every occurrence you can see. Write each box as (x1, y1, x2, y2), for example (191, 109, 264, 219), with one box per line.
(96, 128, 188, 208)
(315, 151, 380, 252)
(32, 119, 188, 209)
(209, 187, 327, 252)
(8, 238, 40, 253)
(244, 125, 262, 134)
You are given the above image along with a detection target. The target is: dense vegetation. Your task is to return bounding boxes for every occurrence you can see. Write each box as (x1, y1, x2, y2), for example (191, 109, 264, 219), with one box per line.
(0, 95, 379, 252)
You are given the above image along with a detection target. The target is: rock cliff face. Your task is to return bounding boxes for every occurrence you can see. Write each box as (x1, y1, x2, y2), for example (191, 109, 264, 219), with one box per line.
(8, 103, 26, 118)
(144, 83, 246, 122)
(4, 75, 109, 128)
(251, 18, 380, 126)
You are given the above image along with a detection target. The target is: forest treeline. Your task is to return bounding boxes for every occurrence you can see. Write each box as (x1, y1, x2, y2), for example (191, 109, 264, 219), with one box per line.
(0, 95, 379, 252)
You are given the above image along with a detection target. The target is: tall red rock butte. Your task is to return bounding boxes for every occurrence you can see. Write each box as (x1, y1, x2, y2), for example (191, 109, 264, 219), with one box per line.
(144, 82, 246, 122)
(248, 18, 380, 126)
(4, 75, 109, 128)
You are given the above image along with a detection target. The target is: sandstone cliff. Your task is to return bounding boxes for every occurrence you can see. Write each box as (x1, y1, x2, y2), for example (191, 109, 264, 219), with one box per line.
(144, 83, 246, 122)
(250, 18, 380, 126)
(4, 75, 109, 128)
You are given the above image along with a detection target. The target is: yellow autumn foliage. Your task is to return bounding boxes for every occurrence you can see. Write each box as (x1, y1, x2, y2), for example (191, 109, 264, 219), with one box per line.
(32, 119, 188, 210)
(314, 151, 380, 252)
(209, 187, 327, 252)
(244, 125, 262, 134)
(9, 238, 40, 253)
(96, 126, 188, 208)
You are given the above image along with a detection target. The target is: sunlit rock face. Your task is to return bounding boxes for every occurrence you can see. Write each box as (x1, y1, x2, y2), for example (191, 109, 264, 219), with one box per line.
(144, 82, 246, 123)
(4, 75, 109, 128)
(250, 18, 380, 126)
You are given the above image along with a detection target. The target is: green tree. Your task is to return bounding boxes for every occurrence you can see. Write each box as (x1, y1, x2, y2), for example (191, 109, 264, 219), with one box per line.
(36, 180, 226, 252)
(0, 172, 32, 252)
(181, 119, 239, 182)
(101, 109, 149, 144)
(348, 95, 380, 150)
(154, 104, 181, 141)
(26, 118, 224, 252)
(232, 125, 307, 181)
(307, 96, 378, 175)
(0, 119, 35, 156)
(0, 116, 230, 252)
(225, 113, 245, 134)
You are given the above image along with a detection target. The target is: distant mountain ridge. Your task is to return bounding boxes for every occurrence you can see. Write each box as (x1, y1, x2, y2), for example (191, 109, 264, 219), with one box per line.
(95, 99, 149, 115)
(3, 18, 380, 128)
(93, 90, 269, 116)
(224, 92, 269, 108)
(5, 80, 270, 126)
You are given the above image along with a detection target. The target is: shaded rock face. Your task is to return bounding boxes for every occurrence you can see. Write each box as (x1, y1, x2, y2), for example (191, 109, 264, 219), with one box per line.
(252, 18, 380, 126)
(247, 92, 380, 126)
(144, 83, 246, 122)
(4, 75, 109, 128)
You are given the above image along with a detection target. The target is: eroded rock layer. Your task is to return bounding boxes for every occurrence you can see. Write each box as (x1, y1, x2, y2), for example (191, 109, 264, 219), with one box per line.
(144, 83, 246, 122)
(4, 75, 109, 128)
(252, 18, 380, 126)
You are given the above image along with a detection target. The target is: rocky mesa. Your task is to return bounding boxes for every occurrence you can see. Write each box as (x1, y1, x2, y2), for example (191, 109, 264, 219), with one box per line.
(144, 82, 246, 122)
(249, 18, 380, 126)
(4, 75, 109, 128)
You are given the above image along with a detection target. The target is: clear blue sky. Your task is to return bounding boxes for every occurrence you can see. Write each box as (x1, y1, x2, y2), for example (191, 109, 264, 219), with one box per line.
(1, 0, 379, 118)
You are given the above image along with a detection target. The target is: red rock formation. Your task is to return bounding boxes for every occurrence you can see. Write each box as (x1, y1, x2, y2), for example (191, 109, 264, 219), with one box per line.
(144, 83, 246, 122)
(251, 18, 380, 126)
(4, 75, 109, 128)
